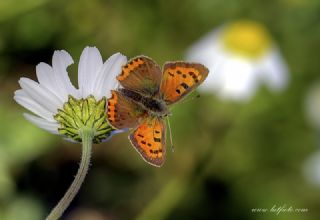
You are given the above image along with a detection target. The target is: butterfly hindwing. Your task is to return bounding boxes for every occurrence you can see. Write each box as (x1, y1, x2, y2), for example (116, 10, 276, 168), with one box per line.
(117, 56, 162, 96)
(107, 90, 146, 129)
(113, 56, 209, 167)
(129, 117, 166, 167)
(160, 62, 209, 104)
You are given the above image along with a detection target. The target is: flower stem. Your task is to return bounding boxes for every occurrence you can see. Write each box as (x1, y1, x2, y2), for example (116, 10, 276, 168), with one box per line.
(46, 127, 94, 220)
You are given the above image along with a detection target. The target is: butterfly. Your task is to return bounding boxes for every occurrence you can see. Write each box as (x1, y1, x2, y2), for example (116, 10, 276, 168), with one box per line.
(106, 56, 209, 167)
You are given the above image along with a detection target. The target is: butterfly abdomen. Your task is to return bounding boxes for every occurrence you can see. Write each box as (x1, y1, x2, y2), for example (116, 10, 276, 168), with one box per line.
(119, 88, 143, 103)
(119, 88, 168, 117)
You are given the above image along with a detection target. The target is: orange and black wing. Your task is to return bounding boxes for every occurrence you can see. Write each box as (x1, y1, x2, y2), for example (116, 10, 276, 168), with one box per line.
(129, 117, 166, 167)
(107, 90, 146, 129)
(160, 62, 209, 105)
(117, 56, 162, 96)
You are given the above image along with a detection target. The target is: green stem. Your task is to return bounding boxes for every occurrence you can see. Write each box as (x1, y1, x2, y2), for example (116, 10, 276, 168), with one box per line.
(46, 128, 94, 220)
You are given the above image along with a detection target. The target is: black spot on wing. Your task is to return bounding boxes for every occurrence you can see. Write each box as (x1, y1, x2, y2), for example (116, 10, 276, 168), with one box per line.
(181, 82, 189, 89)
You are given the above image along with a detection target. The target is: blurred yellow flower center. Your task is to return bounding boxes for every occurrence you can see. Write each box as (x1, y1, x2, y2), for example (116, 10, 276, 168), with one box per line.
(54, 95, 114, 143)
(221, 21, 272, 59)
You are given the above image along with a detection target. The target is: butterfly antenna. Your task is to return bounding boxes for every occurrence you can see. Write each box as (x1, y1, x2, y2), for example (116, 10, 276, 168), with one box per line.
(166, 117, 174, 152)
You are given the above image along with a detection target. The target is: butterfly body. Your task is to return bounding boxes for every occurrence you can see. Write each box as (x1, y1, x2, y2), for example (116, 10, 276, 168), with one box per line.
(119, 88, 170, 118)
(107, 56, 209, 167)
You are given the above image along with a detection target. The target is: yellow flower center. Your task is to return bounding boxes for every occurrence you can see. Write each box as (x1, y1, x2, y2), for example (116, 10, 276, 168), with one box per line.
(221, 20, 272, 59)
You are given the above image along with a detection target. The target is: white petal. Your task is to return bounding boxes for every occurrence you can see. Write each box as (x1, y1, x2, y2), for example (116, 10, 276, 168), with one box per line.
(303, 150, 320, 186)
(186, 27, 265, 102)
(101, 129, 128, 142)
(36, 62, 65, 103)
(78, 47, 103, 98)
(185, 28, 233, 95)
(23, 113, 60, 134)
(187, 42, 228, 94)
(305, 83, 320, 128)
(94, 53, 127, 100)
(14, 89, 55, 121)
(19, 77, 63, 114)
(257, 48, 289, 91)
(185, 28, 223, 66)
(52, 50, 79, 100)
(200, 54, 258, 101)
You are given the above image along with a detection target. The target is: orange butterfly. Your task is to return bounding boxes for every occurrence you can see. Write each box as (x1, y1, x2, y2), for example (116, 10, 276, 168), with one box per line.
(107, 56, 209, 167)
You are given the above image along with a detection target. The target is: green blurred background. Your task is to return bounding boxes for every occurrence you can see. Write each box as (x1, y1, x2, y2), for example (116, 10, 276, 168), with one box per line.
(0, 0, 320, 219)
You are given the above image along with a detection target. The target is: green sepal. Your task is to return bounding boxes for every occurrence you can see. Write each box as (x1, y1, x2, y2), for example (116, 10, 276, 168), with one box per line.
(54, 95, 115, 143)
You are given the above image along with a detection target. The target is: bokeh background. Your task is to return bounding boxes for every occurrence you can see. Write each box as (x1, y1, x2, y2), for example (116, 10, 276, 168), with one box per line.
(1, 0, 320, 219)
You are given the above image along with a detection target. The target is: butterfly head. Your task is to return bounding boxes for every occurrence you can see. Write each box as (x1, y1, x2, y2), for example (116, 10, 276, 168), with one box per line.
(145, 97, 171, 118)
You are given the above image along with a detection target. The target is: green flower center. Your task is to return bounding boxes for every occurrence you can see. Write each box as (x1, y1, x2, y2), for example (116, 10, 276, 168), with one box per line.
(54, 95, 114, 143)
(221, 20, 272, 59)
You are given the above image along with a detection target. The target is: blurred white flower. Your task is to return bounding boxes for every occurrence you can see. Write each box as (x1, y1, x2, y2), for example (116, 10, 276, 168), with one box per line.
(186, 20, 289, 101)
(14, 46, 127, 142)
(303, 150, 320, 186)
(305, 82, 320, 129)
(303, 83, 320, 186)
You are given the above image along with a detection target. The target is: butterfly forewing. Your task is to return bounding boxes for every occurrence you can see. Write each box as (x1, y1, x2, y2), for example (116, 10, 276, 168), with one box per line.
(107, 90, 146, 129)
(129, 117, 166, 167)
(112, 56, 209, 167)
(160, 62, 209, 105)
(117, 56, 162, 96)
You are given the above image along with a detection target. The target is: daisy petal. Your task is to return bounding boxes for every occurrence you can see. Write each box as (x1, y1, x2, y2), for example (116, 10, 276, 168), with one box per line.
(36, 62, 66, 103)
(94, 53, 127, 100)
(101, 129, 128, 142)
(24, 113, 59, 134)
(78, 47, 103, 98)
(14, 89, 55, 121)
(216, 57, 257, 101)
(258, 48, 289, 91)
(15, 47, 126, 143)
(52, 50, 79, 100)
(19, 77, 63, 114)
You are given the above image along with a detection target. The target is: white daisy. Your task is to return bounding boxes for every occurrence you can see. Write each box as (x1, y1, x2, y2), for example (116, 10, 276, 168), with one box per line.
(14, 46, 127, 142)
(186, 20, 289, 101)
(303, 150, 320, 186)
(14, 46, 127, 220)
(305, 82, 320, 129)
(303, 83, 320, 186)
